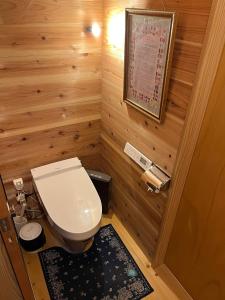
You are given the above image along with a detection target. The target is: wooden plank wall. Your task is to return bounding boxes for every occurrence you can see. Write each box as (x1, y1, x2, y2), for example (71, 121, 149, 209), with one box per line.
(0, 234, 22, 300)
(101, 0, 213, 258)
(165, 45, 225, 300)
(0, 1, 103, 193)
(0, 0, 214, 262)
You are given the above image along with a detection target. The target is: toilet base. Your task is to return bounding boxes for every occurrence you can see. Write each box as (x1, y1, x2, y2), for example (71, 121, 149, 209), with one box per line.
(62, 237, 94, 254)
(44, 216, 94, 254)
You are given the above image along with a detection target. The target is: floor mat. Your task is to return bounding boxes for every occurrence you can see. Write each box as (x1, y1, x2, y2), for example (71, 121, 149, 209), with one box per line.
(39, 224, 154, 300)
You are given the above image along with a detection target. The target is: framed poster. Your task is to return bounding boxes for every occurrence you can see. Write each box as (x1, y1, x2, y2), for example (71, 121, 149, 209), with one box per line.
(124, 9, 177, 123)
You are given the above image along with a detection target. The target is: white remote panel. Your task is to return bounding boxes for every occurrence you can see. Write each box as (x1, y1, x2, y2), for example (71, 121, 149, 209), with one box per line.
(13, 177, 24, 191)
(124, 143, 152, 171)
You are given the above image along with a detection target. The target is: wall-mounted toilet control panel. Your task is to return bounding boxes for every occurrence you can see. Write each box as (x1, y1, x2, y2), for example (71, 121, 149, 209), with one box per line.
(124, 143, 152, 171)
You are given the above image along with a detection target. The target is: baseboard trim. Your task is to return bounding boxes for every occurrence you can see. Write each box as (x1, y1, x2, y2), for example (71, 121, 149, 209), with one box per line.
(156, 264, 193, 300)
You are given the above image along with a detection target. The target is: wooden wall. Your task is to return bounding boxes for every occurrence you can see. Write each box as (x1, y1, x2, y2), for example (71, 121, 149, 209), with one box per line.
(101, 0, 213, 257)
(0, 0, 103, 191)
(165, 45, 225, 300)
(0, 0, 215, 264)
(0, 234, 22, 300)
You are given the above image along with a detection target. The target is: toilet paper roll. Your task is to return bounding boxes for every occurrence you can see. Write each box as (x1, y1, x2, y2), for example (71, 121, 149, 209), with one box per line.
(141, 170, 162, 190)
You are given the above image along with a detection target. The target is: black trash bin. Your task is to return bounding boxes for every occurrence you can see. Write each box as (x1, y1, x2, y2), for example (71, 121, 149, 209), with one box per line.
(87, 169, 111, 214)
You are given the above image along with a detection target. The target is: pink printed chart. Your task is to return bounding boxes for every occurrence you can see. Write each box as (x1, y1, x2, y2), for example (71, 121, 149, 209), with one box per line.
(124, 9, 177, 123)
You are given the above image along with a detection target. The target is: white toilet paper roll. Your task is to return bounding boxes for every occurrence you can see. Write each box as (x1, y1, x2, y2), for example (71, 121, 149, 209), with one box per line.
(141, 170, 162, 190)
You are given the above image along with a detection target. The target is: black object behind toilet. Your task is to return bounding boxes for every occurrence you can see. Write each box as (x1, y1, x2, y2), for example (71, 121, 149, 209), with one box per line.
(87, 170, 111, 214)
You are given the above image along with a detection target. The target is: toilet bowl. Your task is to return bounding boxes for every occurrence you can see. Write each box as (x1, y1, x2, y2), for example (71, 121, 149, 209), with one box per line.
(31, 157, 102, 253)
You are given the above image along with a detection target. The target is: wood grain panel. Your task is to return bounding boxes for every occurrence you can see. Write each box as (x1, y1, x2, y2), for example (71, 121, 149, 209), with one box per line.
(101, 104, 177, 174)
(0, 0, 103, 24)
(0, 81, 101, 113)
(164, 0, 212, 13)
(101, 0, 213, 258)
(0, 27, 101, 52)
(0, 101, 100, 133)
(101, 135, 166, 258)
(0, 120, 101, 181)
(167, 79, 192, 119)
(165, 45, 225, 300)
(0, 53, 101, 79)
(0, 234, 22, 300)
(0, 0, 214, 268)
(154, 0, 225, 267)
(0, 177, 34, 299)
(0, 0, 103, 183)
(172, 40, 202, 85)
(102, 134, 166, 222)
(175, 12, 210, 43)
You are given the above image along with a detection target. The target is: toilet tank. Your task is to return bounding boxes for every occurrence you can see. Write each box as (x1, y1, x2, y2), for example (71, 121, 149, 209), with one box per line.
(31, 157, 82, 180)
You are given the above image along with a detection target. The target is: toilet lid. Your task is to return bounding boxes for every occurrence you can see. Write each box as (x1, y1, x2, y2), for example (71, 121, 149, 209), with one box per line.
(33, 167, 102, 236)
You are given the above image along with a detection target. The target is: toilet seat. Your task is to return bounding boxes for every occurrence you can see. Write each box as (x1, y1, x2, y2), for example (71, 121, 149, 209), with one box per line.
(31, 158, 102, 241)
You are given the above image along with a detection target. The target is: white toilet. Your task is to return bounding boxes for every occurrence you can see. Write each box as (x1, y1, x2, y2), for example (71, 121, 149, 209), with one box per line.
(31, 157, 102, 253)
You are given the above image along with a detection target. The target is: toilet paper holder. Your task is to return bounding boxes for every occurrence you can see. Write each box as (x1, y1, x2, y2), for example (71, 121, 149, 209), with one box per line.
(141, 164, 171, 193)
(123, 142, 171, 193)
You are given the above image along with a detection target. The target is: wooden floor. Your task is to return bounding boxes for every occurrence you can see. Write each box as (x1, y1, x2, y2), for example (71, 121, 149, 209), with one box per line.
(22, 212, 180, 300)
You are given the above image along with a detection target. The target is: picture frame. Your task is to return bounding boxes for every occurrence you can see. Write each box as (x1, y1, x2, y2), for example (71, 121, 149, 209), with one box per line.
(123, 9, 177, 123)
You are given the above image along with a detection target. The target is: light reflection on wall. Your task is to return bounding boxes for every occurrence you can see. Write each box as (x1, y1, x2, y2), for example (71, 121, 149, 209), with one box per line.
(83, 22, 101, 38)
(107, 11, 125, 59)
(91, 22, 101, 38)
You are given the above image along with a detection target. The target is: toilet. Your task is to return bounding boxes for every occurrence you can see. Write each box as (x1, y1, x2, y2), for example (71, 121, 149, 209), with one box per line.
(31, 157, 102, 253)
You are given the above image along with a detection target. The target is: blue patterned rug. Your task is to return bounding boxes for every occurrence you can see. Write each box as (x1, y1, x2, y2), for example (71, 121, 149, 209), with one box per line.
(39, 224, 153, 300)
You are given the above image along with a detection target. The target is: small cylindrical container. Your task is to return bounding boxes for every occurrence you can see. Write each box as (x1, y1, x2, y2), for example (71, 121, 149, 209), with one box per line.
(13, 216, 28, 234)
(19, 222, 46, 252)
